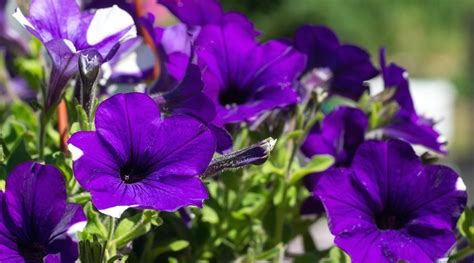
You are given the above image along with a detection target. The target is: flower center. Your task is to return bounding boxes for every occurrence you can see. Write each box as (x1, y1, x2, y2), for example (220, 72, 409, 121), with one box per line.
(375, 211, 407, 230)
(219, 84, 253, 106)
(18, 241, 47, 262)
(120, 163, 149, 184)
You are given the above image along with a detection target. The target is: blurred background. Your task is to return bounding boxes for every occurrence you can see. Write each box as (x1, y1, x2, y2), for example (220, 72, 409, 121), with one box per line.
(220, 0, 474, 204)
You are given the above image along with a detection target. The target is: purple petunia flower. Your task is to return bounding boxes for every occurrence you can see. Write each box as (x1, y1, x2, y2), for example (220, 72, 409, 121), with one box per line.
(148, 21, 193, 93)
(140, 14, 232, 152)
(379, 49, 446, 153)
(154, 63, 233, 152)
(315, 139, 467, 262)
(68, 92, 216, 218)
(160, 0, 224, 27)
(301, 106, 368, 167)
(294, 25, 378, 101)
(300, 106, 368, 216)
(13, 0, 137, 111)
(0, 162, 86, 262)
(195, 15, 305, 124)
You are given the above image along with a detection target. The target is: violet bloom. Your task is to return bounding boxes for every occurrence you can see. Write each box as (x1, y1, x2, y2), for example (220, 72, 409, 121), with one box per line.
(0, 162, 86, 262)
(301, 106, 368, 167)
(315, 139, 467, 262)
(141, 16, 232, 152)
(380, 49, 446, 153)
(156, 64, 233, 152)
(196, 15, 305, 123)
(13, 0, 136, 111)
(294, 25, 378, 101)
(160, 0, 224, 27)
(68, 92, 216, 218)
(300, 106, 368, 216)
(149, 21, 193, 93)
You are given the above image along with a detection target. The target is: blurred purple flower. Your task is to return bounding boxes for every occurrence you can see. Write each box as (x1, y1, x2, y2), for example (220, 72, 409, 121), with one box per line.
(13, 0, 136, 111)
(380, 49, 447, 153)
(68, 92, 216, 218)
(0, 77, 36, 103)
(196, 15, 305, 123)
(0, 162, 86, 262)
(315, 139, 466, 262)
(294, 25, 378, 101)
(0, 0, 28, 54)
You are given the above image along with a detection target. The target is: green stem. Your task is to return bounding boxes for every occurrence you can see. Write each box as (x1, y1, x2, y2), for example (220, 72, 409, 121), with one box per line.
(38, 112, 47, 161)
(450, 246, 474, 261)
(106, 217, 117, 259)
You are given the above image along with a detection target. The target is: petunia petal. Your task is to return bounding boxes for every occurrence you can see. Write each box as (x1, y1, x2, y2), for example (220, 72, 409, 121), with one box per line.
(68, 131, 121, 192)
(92, 176, 208, 213)
(94, 92, 162, 164)
(145, 115, 216, 176)
(160, 0, 224, 26)
(4, 162, 68, 244)
(315, 168, 376, 235)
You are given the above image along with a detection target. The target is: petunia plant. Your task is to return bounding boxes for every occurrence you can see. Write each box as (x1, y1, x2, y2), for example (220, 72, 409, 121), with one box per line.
(0, 0, 471, 262)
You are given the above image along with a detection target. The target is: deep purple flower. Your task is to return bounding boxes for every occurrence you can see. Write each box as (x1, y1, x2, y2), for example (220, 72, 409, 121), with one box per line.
(196, 15, 305, 123)
(68, 92, 216, 218)
(301, 106, 368, 167)
(141, 16, 232, 152)
(380, 49, 446, 153)
(315, 139, 466, 262)
(294, 25, 378, 101)
(149, 21, 193, 93)
(160, 0, 224, 27)
(0, 162, 86, 262)
(155, 64, 232, 152)
(300, 106, 368, 216)
(13, 0, 136, 110)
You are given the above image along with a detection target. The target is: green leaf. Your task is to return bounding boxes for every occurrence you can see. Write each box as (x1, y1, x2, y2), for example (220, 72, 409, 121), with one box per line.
(272, 177, 285, 206)
(81, 202, 108, 240)
(6, 140, 31, 173)
(202, 205, 219, 224)
(289, 155, 334, 185)
(10, 102, 37, 130)
(0, 136, 4, 163)
(320, 247, 351, 263)
(76, 104, 91, 131)
(458, 207, 474, 243)
(169, 240, 190, 252)
(255, 244, 283, 260)
(113, 210, 159, 248)
(321, 95, 356, 114)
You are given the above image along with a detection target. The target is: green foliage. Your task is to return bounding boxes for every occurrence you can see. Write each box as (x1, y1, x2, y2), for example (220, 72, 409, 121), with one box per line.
(458, 207, 474, 244)
(320, 247, 351, 263)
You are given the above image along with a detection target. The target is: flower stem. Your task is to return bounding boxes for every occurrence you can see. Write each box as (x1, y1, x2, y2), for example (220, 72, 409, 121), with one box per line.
(38, 111, 47, 161)
(106, 217, 117, 259)
(450, 246, 474, 261)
